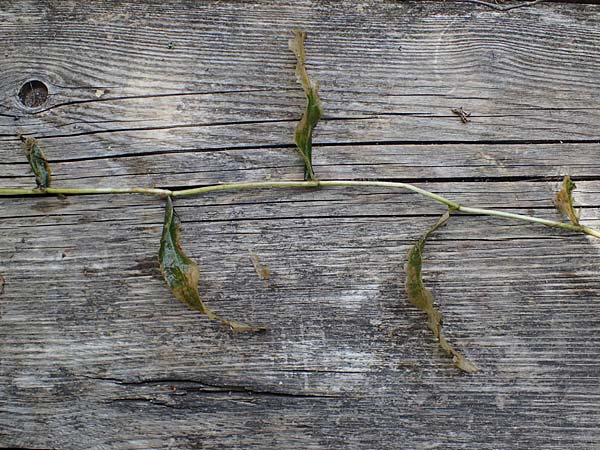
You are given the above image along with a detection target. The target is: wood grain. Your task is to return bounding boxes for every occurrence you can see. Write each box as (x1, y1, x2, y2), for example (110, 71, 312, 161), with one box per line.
(2, 1, 600, 449)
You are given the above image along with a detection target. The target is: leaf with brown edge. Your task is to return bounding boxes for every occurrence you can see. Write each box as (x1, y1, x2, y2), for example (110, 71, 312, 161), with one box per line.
(554, 175, 580, 226)
(22, 137, 51, 190)
(159, 196, 267, 333)
(405, 209, 478, 373)
(289, 29, 322, 181)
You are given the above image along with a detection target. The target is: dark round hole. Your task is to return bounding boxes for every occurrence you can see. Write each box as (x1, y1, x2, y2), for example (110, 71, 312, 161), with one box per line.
(18, 80, 49, 108)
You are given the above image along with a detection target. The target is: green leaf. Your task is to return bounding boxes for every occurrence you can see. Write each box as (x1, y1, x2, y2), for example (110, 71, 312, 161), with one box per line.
(554, 175, 580, 226)
(289, 29, 322, 181)
(22, 137, 51, 190)
(159, 197, 267, 332)
(405, 209, 478, 373)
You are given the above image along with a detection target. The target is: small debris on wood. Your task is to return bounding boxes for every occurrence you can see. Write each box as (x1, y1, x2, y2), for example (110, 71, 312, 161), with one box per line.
(249, 251, 271, 281)
(0, 274, 5, 295)
(451, 107, 471, 124)
(95, 89, 105, 98)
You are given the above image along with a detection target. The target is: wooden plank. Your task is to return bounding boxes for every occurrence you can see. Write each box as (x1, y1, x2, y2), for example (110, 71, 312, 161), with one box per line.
(2, 184, 600, 449)
(1, 0, 600, 162)
(2, 1, 600, 449)
(3, 142, 600, 189)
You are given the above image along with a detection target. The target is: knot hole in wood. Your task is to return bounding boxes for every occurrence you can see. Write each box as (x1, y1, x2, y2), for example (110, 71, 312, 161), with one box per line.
(17, 79, 48, 108)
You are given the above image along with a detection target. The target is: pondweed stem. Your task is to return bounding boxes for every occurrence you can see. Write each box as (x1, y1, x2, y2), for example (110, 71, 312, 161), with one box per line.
(1, 180, 598, 239)
(0, 187, 173, 196)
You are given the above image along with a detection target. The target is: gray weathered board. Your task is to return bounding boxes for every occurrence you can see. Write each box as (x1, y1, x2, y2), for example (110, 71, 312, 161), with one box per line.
(1, 1, 600, 449)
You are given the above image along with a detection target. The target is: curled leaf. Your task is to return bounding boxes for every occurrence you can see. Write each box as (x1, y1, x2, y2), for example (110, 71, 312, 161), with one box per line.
(405, 210, 478, 373)
(554, 175, 580, 226)
(22, 137, 51, 190)
(159, 197, 267, 332)
(289, 29, 322, 181)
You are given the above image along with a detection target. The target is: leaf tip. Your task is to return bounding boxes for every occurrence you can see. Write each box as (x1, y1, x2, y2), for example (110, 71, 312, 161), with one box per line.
(225, 320, 270, 333)
(453, 354, 479, 373)
(288, 29, 306, 58)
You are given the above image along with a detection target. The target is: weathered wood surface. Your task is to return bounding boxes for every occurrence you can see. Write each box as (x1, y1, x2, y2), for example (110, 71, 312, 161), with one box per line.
(2, 1, 600, 449)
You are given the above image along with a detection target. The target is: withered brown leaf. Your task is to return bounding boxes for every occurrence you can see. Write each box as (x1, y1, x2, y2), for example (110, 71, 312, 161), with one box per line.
(554, 175, 580, 226)
(405, 210, 478, 373)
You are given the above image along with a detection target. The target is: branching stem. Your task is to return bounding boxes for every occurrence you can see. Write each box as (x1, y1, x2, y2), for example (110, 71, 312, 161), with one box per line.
(1, 180, 598, 239)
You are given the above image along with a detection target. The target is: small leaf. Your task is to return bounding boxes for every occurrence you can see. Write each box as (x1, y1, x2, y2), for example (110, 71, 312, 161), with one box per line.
(554, 175, 580, 226)
(159, 197, 267, 333)
(405, 210, 478, 373)
(289, 29, 322, 181)
(22, 137, 51, 190)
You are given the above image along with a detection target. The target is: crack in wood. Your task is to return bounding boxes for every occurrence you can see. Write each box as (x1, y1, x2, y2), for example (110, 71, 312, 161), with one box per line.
(457, 0, 545, 12)
(27, 88, 282, 115)
(88, 376, 342, 399)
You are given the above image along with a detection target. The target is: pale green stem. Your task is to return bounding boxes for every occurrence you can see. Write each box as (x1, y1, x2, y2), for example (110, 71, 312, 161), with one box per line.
(1, 180, 598, 239)
(459, 206, 600, 239)
(172, 180, 461, 210)
(0, 187, 173, 196)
